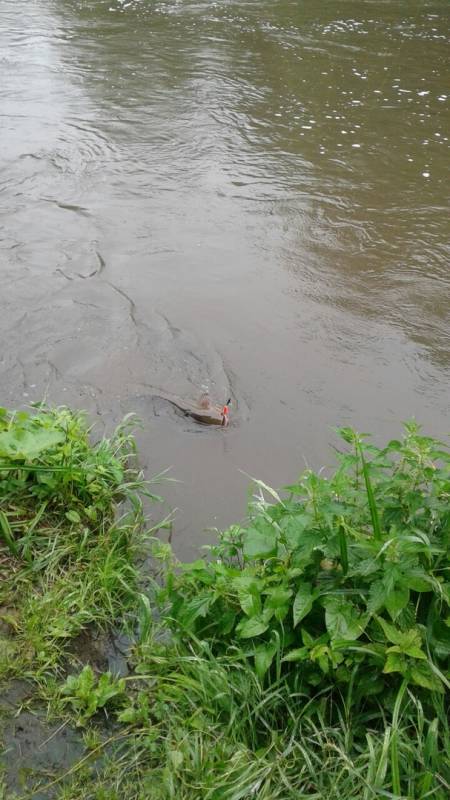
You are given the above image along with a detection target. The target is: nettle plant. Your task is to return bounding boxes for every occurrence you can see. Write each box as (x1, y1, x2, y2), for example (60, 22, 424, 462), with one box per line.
(160, 424, 449, 708)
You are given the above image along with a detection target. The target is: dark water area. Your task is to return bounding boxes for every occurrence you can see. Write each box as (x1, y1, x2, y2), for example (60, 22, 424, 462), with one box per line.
(1, 0, 449, 557)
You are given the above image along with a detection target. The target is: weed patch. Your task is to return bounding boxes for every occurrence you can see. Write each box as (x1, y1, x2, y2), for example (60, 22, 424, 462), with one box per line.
(1, 412, 448, 799)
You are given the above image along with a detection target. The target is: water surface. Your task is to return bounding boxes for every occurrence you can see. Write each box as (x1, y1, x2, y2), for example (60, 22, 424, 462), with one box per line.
(1, 0, 449, 556)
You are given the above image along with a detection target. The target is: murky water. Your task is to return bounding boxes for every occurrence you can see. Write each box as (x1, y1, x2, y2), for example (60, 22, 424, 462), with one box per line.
(1, 0, 449, 557)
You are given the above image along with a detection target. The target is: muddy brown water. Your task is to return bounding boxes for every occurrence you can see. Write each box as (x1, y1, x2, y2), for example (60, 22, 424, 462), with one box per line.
(1, 0, 449, 560)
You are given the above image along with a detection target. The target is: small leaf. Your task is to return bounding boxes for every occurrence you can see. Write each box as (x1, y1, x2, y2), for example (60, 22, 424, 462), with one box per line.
(65, 510, 81, 524)
(283, 647, 309, 662)
(383, 651, 407, 675)
(293, 583, 313, 627)
(387, 643, 426, 660)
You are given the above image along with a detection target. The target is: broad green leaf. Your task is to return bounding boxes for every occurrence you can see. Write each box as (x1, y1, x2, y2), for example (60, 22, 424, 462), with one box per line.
(352, 557, 379, 577)
(384, 652, 407, 675)
(377, 619, 425, 658)
(281, 514, 313, 550)
(385, 586, 410, 620)
(387, 643, 426, 660)
(236, 615, 270, 639)
(264, 586, 292, 622)
(324, 597, 368, 641)
(96, 674, 125, 707)
(232, 576, 262, 617)
(177, 594, 212, 630)
(367, 579, 387, 614)
(410, 662, 444, 693)
(242, 522, 277, 560)
(254, 642, 277, 679)
(293, 583, 314, 627)
(376, 617, 404, 645)
(0, 428, 65, 460)
(408, 572, 433, 592)
(290, 531, 322, 567)
(181, 559, 208, 572)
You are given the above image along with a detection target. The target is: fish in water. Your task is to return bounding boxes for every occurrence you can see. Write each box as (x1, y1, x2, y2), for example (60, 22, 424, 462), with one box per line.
(155, 391, 231, 426)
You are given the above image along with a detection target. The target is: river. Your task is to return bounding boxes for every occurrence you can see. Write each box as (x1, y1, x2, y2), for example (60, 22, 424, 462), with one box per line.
(1, 0, 449, 557)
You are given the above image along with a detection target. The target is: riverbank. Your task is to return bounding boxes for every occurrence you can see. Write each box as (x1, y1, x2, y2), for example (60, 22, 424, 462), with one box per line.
(0, 406, 449, 798)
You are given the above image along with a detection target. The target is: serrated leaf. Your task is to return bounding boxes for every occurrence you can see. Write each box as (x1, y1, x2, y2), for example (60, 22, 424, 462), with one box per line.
(177, 593, 212, 630)
(387, 643, 426, 660)
(376, 616, 404, 645)
(385, 585, 410, 620)
(324, 597, 368, 641)
(410, 662, 444, 693)
(367, 579, 387, 614)
(354, 558, 380, 577)
(281, 514, 313, 550)
(377, 618, 426, 658)
(293, 583, 314, 627)
(242, 522, 277, 560)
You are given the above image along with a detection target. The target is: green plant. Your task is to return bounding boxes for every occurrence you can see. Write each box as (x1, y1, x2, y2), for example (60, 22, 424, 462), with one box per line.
(60, 665, 126, 726)
(0, 405, 157, 563)
(2, 415, 449, 800)
(159, 423, 449, 709)
(0, 405, 159, 683)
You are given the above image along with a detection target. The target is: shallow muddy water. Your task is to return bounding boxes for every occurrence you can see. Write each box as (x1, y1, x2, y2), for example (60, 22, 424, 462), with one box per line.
(1, 0, 449, 557)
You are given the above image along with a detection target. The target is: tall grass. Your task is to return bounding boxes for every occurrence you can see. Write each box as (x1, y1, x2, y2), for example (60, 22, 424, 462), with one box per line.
(38, 639, 450, 799)
(1, 412, 448, 799)
(0, 405, 157, 682)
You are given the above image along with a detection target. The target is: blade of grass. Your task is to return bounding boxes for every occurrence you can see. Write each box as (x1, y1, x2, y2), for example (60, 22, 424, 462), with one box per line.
(0, 509, 18, 556)
(357, 443, 382, 540)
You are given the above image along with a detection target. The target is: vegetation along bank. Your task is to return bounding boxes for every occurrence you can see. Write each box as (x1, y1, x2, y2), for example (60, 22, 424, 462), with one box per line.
(0, 404, 449, 798)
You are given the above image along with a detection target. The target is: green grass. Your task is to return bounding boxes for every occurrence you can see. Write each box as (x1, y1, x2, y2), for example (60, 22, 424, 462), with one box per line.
(0, 405, 157, 683)
(0, 409, 448, 799)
